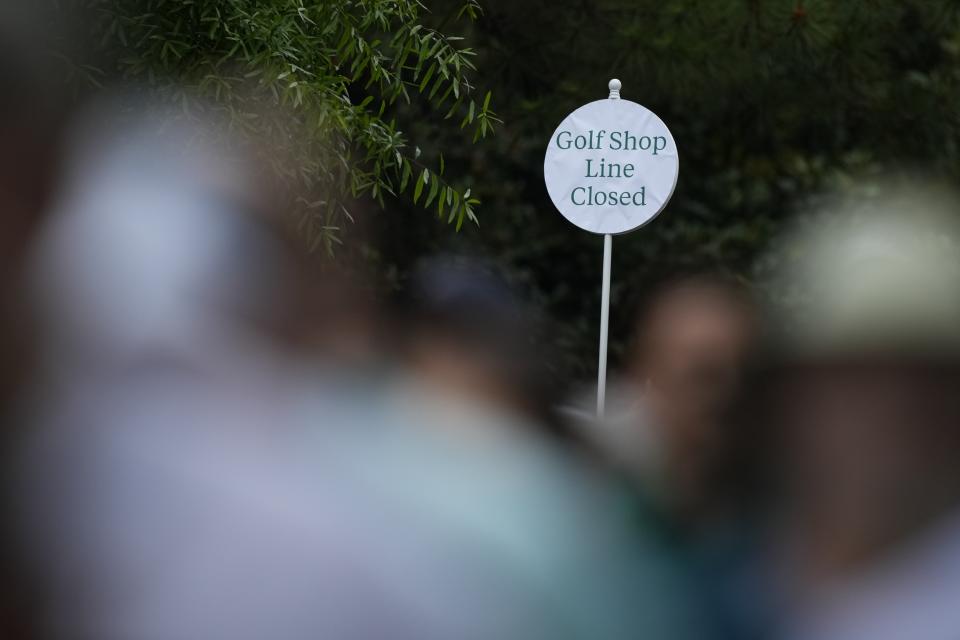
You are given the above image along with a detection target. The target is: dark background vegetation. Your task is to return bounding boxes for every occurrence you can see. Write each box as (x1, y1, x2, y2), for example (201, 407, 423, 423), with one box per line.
(62, 0, 960, 383)
(371, 0, 960, 381)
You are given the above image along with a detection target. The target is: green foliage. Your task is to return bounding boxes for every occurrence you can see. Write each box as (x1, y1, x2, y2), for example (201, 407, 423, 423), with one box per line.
(81, 0, 498, 252)
(375, 0, 960, 380)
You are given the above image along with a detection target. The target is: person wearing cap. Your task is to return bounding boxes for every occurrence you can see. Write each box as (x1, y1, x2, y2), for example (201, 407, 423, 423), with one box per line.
(760, 185, 960, 640)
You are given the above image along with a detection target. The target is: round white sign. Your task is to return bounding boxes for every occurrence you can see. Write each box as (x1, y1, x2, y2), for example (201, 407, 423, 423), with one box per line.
(544, 93, 679, 235)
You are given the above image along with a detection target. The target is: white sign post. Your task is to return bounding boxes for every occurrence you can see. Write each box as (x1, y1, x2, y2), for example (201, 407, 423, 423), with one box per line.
(544, 79, 679, 418)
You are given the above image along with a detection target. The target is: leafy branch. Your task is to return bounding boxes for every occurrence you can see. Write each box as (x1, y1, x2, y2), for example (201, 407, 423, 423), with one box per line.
(82, 0, 499, 253)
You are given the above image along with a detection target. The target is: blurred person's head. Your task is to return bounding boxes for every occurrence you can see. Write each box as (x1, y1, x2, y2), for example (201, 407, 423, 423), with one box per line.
(763, 184, 960, 581)
(626, 274, 758, 523)
(401, 256, 559, 430)
(27, 100, 322, 380)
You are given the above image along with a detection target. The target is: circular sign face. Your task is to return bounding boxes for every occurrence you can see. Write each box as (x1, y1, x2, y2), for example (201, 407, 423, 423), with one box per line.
(544, 98, 679, 235)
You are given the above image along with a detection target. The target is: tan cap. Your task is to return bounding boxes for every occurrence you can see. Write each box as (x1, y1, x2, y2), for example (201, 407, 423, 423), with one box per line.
(766, 185, 960, 361)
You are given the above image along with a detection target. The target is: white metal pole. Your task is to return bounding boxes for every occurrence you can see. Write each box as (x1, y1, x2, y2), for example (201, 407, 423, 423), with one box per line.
(597, 232, 613, 418)
(597, 78, 621, 419)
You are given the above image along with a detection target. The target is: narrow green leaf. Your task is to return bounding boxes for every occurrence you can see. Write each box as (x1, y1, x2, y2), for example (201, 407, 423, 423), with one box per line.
(425, 178, 440, 207)
(400, 160, 412, 192)
(418, 62, 436, 91)
(413, 171, 425, 204)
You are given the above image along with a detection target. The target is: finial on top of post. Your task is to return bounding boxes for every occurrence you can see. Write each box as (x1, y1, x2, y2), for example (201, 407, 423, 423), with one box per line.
(608, 78, 622, 100)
